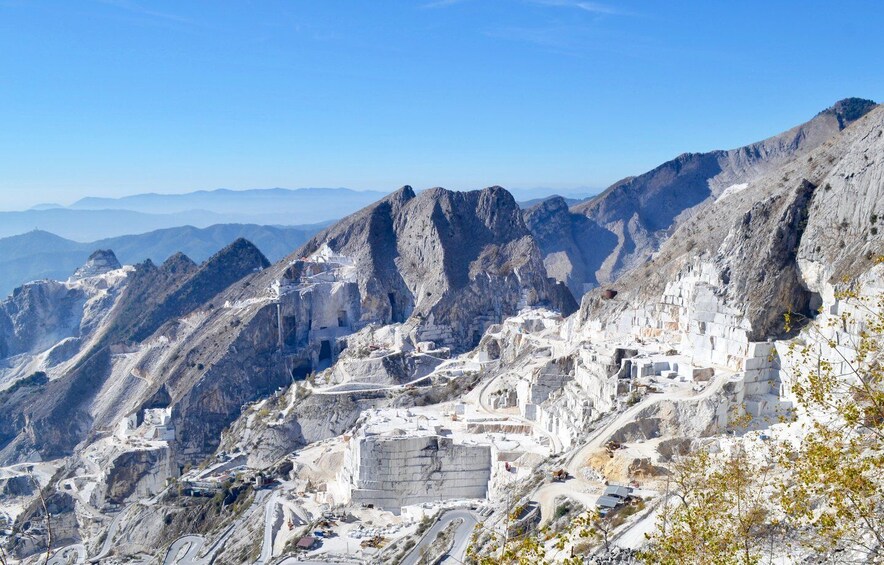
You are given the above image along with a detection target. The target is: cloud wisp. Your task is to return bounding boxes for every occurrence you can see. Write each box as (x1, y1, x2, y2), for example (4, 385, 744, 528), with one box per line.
(526, 0, 635, 17)
(95, 0, 194, 26)
(421, 0, 632, 15)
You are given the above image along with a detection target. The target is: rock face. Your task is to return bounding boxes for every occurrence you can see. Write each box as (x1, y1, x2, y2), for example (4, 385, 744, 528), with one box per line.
(582, 103, 884, 370)
(293, 185, 576, 349)
(106, 238, 269, 344)
(70, 249, 122, 280)
(11, 490, 78, 559)
(523, 196, 618, 298)
(716, 179, 816, 340)
(0, 239, 273, 464)
(103, 445, 175, 504)
(529, 98, 877, 296)
(0, 281, 87, 361)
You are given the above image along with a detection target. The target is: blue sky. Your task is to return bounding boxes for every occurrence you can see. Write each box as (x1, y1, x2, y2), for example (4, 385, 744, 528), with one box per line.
(0, 0, 882, 210)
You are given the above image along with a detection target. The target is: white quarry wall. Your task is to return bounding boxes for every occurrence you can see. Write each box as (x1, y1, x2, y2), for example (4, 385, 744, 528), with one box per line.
(334, 433, 491, 514)
(778, 267, 883, 408)
(276, 277, 362, 350)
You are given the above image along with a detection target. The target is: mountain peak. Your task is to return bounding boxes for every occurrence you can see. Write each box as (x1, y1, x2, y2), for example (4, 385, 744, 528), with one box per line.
(819, 97, 877, 127)
(388, 185, 416, 205)
(528, 195, 570, 214)
(70, 249, 121, 280)
(161, 252, 197, 273)
(208, 237, 270, 271)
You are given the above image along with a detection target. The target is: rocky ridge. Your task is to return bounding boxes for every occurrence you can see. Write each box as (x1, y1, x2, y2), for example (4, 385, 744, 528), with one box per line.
(527, 97, 878, 296)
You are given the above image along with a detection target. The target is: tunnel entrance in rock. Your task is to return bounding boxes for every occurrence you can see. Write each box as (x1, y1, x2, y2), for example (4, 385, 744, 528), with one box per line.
(291, 359, 312, 381)
(808, 291, 823, 318)
(319, 340, 332, 363)
(388, 293, 401, 323)
(471, 330, 482, 348)
(337, 310, 349, 327)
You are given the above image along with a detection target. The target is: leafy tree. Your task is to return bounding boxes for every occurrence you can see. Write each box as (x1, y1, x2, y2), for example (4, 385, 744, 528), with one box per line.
(642, 263, 884, 563)
(466, 505, 628, 564)
(778, 275, 884, 561)
(640, 448, 775, 565)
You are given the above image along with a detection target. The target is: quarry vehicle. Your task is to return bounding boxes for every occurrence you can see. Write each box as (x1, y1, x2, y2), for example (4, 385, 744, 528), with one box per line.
(551, 469, 569, 481)
(360, 535, 385, 548)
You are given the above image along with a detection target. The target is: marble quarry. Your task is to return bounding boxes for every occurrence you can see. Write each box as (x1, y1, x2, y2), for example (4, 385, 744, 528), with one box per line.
(330, 405, 550, 514)
(336, 431, 491, 514)
(273, 246, 363, 377)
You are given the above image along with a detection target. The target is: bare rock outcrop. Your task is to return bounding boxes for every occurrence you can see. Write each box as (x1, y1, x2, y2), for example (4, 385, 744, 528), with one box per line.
(294, 185, 576, 349)
(531, 98, 877, 295)
(581, 104, 884, 350)
(70, 249, 121, 280)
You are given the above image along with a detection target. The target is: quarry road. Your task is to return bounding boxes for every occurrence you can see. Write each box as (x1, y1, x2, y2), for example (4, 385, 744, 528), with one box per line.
(274, 559, 361, 565)
(89, 506, 127, 563)
(400, 509, 479, 565)
(47, 544, 86, 564)
(259, 491, 282, 564)
(476, 368, 563, 454)
(159, 490, 271, 565)
(309, 357, 474, 396)
(533, 373, 729, 523)
(163, 535, 204, 565)
(565, 373, 728, 474)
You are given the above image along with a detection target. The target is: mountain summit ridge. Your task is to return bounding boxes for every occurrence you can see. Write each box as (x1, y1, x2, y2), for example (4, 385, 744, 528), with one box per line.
(526, 97, 878, 296)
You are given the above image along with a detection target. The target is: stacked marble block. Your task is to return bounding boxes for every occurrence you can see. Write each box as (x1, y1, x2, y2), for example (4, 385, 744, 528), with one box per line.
(517, 368, 570, 421)
(512, 347, 622, 451)
(415, 313, 456, 349)
(535, 380, 595, 451)
(339, 433, 492, 514)
(685, 285, 754, 371)
(778, 290, 879, 407)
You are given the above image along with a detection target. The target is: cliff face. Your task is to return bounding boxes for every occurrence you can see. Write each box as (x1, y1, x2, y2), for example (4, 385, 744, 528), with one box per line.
(530, 98, 877, 297)
(0, 281, 88, 360)
(70, 249, 122, 280)
(0, 239, 273, 464)
(523, 196, 618, 297)
(126, 238, 269, 343)
(580, 104, 884, 358)
(295, 185, 576, 347)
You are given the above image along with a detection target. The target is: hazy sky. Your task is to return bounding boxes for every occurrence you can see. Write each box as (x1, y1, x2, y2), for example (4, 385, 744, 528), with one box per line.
(1, 0, 882, 210)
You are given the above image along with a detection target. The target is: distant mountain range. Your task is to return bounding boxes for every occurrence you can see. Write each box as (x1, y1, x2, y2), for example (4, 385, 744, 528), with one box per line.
(67, 187, 388, 218)
(0, 223, 325, 297)
(517, 195, 588, 208)
(0, 188, 387, 240)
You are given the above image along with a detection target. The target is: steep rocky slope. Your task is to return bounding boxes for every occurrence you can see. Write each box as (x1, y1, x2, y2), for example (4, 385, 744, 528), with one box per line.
(528, 98, 877, 297)
(0, 240, 271, 464)
(3, 106, 882, 562)
(581, 102, 884, 354)
(291, 185, 576, 346)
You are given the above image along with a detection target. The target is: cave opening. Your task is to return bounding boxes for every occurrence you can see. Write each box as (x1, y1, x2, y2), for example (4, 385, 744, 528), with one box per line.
(319, 340, 332, 363)
(389, 293, 404, 323)
(291, 359, 312, 381)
